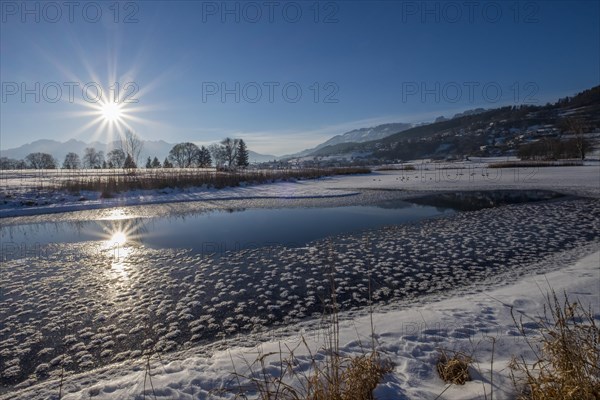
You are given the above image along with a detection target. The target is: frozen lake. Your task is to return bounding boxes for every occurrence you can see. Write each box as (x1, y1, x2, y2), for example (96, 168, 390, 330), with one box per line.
(0, 190, 565, 260)
(1, 200, 453, 261)
(2, 189, 596, 391)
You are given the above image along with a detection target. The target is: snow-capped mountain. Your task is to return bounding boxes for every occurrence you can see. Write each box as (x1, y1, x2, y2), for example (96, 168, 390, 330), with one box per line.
(319, 122, 413, 148)
(283, 122, 412, 158)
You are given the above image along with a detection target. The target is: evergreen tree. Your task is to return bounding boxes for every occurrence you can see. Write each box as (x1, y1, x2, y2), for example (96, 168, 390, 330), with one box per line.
(151, 156, 161, 168)
(163, 157, 173, 168)
(236, 139, 249, 168)
(198, 146, 212, 167)
(124, 153, 137, 169)
(145, 156, 152, 168)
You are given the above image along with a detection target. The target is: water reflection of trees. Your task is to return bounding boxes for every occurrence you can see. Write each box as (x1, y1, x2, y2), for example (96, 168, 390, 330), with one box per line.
(372, 199, 413, 210)
(407, 190, 564, 212)
(157, 204, 246, 221)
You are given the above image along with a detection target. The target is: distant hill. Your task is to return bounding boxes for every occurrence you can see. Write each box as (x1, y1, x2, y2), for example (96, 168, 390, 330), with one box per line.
(283, 122, 413, 158)
(305, 85, 600, 161)
(452, 108, 488, 119)
(0, 139, 276, 165)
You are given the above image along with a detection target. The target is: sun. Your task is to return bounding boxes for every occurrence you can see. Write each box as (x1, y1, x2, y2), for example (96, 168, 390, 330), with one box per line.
(101, 101, 123, 122)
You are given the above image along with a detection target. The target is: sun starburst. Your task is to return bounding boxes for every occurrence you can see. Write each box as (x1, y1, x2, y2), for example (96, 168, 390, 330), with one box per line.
(100, 101, 124, 123)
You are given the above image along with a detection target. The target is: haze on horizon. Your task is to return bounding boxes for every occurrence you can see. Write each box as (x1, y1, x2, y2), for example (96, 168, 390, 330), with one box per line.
(1, 1, 598, 156)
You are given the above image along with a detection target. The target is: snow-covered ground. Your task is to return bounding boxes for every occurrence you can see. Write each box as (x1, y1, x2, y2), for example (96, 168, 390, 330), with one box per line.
(1, 164, 599, 399)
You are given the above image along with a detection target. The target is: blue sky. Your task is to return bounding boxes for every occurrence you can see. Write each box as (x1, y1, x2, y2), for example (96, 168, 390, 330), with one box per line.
(1, 1, 599, 155)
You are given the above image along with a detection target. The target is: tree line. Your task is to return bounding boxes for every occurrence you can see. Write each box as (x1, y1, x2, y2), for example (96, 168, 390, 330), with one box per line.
(0, 135, 251, 170)
(158, 138, 250, 169)
(518, 137, 590, 161)
(518, 119, 591, 161)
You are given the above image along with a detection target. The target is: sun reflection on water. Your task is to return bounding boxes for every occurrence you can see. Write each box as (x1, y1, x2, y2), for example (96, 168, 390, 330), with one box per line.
(110, 245, 132, 279)
(110, 231, 127, 246)
(96, 208, 148, 279)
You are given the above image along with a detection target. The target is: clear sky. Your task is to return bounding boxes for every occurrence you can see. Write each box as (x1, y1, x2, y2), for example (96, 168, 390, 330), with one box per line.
(1, 0, 599, 155)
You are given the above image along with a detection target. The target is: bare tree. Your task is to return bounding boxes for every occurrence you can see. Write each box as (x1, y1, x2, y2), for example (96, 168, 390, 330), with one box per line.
(97, 151, 105, 168)
(168, 142, 200, 168)
(83, 148, 104, 168)
(120, 130, 143, 167)
(565, 118, 590, 160)
(25, 152, 57, 169)
(220, 137, 240, 168)
(107, 149, 126, 168)
(208, 144, 226, 167)
(0, 157, 26, 169)
(62, 152, 81, 169)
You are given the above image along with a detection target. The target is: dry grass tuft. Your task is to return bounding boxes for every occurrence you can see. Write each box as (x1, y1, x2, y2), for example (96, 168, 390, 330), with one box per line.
(339, 353, 393, 400)
(436, 349, 472, 385)
(510, 290, 600, 400)
(238, 345, 392, 400)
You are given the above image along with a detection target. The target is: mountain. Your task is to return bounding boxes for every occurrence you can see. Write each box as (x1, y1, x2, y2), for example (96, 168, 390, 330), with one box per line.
(283, 122, 413, 158)
(318, 122, 413, 148)
(0, 139, 108, 161)
(248, 151, 277, 163)
(1, 139, 276, 164)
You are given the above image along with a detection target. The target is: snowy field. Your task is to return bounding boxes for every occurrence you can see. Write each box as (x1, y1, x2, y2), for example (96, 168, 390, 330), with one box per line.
(1, 163, 599, 399)
(1, 161, 599, 218)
